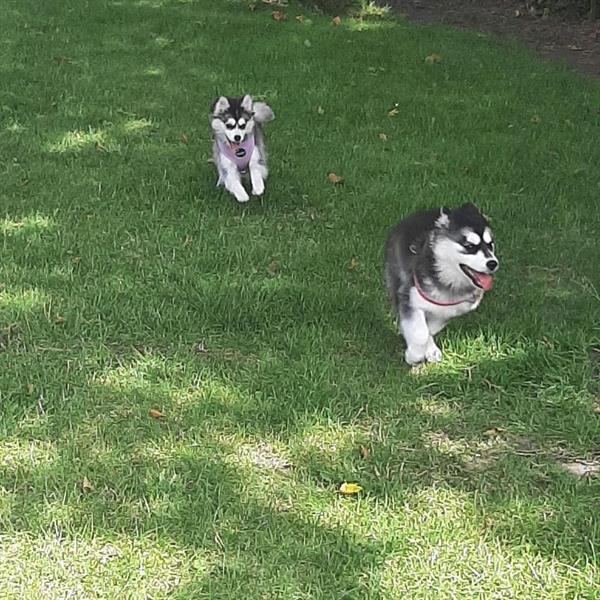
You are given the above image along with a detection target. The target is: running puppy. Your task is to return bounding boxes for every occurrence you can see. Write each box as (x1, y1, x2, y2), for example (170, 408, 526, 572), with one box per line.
(385, 203, 499, 366)
(211, 94, 275, 203)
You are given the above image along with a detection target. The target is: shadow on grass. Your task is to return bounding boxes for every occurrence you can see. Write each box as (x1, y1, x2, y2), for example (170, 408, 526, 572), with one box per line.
(1, 0, 599, 594)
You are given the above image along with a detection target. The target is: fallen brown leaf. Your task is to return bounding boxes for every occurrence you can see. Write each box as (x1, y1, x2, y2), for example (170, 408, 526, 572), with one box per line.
(378, 132, 388, 141)
(54, 316, 66, 325)
(295, 15, 305, 22)
(388, 108, 399, 117)
(332, 16, 341, 26)
(81, 476, 94, 492)
(425, 53, 442, 64)
(359, 445, 370, 460)
(483, 427, 506, 437)
(531, 114, 541, 124)
(593, 405, 600, 414)
(347, 258, 360, 271)
(248, 3, 257, 10)
(327, 172, 344, 184)
(272, 10, 286, 21)
(149, 408, 166, 420)
(180, 133, 189, 145)
(317, 105, 325, 115)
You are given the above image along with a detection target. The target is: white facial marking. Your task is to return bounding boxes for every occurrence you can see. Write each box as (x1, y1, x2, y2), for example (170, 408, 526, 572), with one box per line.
(483, 228, 492, 244)
(465, 231, 481, 246)
(433, 237, 489, 289)
(238, 118, 246, 127)
(226, 118, 236, 127)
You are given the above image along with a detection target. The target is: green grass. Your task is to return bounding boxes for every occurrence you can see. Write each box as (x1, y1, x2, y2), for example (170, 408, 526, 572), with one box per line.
(1, 0, 599, 597)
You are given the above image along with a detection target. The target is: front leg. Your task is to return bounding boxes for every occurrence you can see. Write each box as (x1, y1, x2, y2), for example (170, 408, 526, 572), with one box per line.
(249, 152, 268, 197)
(423, 316, 448, 363)
(400, 308, 431, 366)
(221, 158, 249, 203)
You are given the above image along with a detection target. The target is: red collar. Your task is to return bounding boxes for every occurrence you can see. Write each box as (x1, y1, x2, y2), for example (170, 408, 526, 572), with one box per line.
(413, 273, 469, 307)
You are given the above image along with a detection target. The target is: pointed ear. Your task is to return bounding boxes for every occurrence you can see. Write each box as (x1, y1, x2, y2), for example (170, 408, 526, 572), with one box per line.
(241, 94, 253, 112)
(435, 207, 450, 229)
(212, 96, 229, 116)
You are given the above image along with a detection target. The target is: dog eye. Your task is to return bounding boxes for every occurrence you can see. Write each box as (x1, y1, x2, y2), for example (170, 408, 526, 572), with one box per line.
(463, 242, 477, 252)
(225, 123, 235, 130)
(238, 122, 246, 129)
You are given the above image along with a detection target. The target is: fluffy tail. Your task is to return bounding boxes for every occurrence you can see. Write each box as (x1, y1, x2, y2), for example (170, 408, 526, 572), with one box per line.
(253, 102, 275, 124)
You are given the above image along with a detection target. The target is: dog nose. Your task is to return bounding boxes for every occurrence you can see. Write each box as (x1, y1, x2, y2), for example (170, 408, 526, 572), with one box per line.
(233, 134, 242, 142)
(486, 259, 498, 272)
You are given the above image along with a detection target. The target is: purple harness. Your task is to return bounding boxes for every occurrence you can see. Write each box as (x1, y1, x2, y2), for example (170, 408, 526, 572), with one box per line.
(218, 136, 255, 172)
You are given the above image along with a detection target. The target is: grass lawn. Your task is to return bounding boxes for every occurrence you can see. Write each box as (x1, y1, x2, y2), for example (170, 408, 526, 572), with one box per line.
(1, 0, 599, 597)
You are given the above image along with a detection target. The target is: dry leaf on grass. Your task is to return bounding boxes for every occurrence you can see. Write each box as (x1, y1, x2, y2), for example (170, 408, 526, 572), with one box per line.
(339, 482, 363, 495)
(388, 107, 399, 117)
(149, 408, 166, 420)
(359, 445, 370, 460)
(483, 427, 506, 437)
(54, 316, 66, 325)
(531, 114, 541, 124)
(347, 258, 360, 271)
(332, 16, 342, 26)
(295, 15, 305, 22)
(593, 405, 600, 414)
(327, 172, 344, 184)
(425, 53, 442, 64)
(317, 105, 325, 115)
(272, 10, 286, 21)
(180, 133, 189, 145)
(81, 476, 94, 492)
(378, 132, 388, 141)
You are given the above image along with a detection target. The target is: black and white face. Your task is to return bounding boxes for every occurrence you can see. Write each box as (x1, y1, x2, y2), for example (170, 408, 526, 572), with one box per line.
(455, 226, 498, 290)
(433, 203, 499, 291)
(211, 95, 255, 145)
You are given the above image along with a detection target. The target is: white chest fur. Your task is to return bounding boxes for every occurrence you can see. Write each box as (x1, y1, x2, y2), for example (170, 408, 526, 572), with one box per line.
(409, 286, 483, 320)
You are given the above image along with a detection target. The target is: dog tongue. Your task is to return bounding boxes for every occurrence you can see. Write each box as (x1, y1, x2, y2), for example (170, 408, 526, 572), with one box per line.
(474, 272, 493, 291)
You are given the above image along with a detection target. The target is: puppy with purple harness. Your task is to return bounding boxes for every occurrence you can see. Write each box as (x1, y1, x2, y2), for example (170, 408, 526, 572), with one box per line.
(210, 94, 274, 203)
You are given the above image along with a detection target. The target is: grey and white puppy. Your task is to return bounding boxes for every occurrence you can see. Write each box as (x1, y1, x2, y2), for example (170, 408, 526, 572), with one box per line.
(385, 203, 499, 366)
(210, 94, 275, 203)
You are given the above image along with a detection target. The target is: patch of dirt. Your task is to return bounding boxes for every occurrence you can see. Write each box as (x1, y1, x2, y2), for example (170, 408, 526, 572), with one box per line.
(390, 0, 600, 78)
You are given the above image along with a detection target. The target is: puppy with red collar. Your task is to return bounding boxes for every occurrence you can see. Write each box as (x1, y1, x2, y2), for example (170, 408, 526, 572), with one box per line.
(385, 203, 499, 366)
(211, 94, 274, 203)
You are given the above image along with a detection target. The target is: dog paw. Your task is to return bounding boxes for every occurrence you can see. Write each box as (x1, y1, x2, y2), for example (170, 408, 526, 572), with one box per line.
(251, 182, 265, 196)
(405, 348, 425, 366)
(425, 344, 443, 363)
(235, 190, 250, 203)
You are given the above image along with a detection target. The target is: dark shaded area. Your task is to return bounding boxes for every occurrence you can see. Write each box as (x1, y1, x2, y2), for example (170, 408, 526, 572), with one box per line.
(392, 0, 600, 78)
